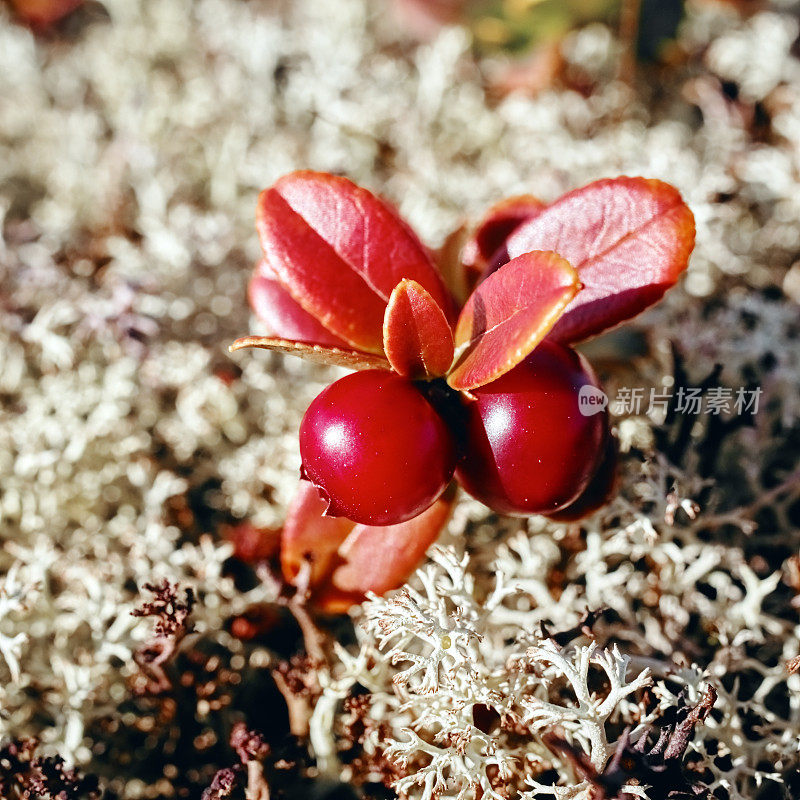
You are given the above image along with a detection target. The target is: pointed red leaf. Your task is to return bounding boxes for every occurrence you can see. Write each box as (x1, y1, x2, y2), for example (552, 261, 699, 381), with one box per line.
(462, 194, 545, 273)
(281, 481, 356, 587)
(383, 280, 454, 379)
(447, 251, 581, 391)
(504, 177, 696, 344)
(256, 171, 452, 354)
(248, 259, 351, 349)
(229, 336, 391, 371)
(315, 488, 454, 614)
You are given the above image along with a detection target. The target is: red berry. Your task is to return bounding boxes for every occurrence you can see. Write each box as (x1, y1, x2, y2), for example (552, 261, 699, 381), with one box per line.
(546, 431, 618, 522)
(455, 341, 607, 515)
(299, 370, 455, 526)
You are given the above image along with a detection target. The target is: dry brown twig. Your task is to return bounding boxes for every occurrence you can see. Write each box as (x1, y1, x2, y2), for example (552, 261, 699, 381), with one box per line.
(253, 561, 328, 737)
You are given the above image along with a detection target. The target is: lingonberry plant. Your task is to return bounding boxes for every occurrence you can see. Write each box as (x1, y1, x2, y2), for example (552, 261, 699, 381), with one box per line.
(231, 171, 695, 610)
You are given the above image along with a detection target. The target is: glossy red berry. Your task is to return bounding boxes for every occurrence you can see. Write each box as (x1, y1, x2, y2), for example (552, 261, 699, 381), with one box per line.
(299, 370, 456, 526)
(455, 340, 607, 515)
(546, 432, 618, 522)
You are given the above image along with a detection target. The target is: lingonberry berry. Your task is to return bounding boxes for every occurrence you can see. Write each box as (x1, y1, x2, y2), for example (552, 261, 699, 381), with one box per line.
(545, 432, 618, 522)
(299, 370, 456, 526)
(455, 340, 607, 515)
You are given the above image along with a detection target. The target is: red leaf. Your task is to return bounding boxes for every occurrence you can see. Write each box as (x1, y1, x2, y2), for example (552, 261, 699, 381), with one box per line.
(281, 481, 356, 587)
(316, 488, 454, 613)
(447, 251, 581, 391)
(256, 171, 452, 354)
(504, 177, 695, 344)
(281, 481, 453, 614)
(462, 194, 545, 273)
(383, 280, 454, 379)
(436, 198, 545, 307)
(248, 259, 351, 349)
(229, 336, 391, 371)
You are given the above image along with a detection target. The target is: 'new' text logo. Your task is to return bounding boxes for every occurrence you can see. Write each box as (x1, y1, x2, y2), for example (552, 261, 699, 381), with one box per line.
(578, 385, 608, 416)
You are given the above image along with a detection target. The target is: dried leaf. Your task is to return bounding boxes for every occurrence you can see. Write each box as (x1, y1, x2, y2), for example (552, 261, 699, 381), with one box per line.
(229, 336, 391, 371)
(248, 259, 351, 349)
(383, 279, 454, 379)
(256, 171, 452, 354)
(281, 481, 355, 587)
(447, 250, 581, 391)
(316, 488, 455, 614)
(504, 177, 695, 343)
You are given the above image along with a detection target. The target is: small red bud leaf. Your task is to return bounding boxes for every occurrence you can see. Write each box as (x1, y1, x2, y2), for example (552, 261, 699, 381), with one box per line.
(505, 177, 696, 344)
(229, 336, 391, 371)
(281, 481, 356, 587)
(383, 279, 454, 379)
(447, 251, 581, 391)
(315, 487, 454, 614)
(256, 171, 452, 354)
(249, 259, 352, 349)
(463, 194, 545, 273)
